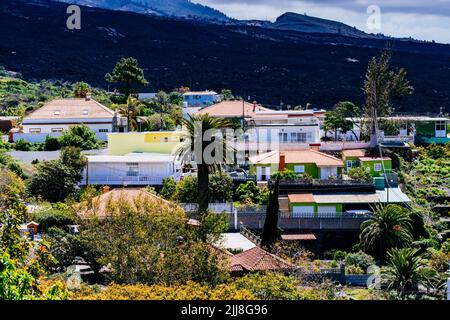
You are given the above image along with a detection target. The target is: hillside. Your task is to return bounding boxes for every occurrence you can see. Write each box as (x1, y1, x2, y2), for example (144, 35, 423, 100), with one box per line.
(1, 0, 450, 113)
(56, 0, 228, 20)
(270, 12, 378, 39)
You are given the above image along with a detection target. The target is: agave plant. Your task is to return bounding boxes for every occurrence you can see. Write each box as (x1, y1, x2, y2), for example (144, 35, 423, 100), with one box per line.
(360, 204, 413, 262)
(383, 248, 425, 295)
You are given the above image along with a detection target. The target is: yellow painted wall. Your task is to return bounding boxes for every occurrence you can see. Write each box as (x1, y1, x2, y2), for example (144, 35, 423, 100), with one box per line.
(107, 131, 184, 155)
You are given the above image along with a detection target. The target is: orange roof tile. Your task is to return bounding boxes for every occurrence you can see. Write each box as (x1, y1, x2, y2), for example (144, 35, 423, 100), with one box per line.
(195, 100, 271, 118)
(342, 149, 366, 158)
(249, 150, 343, 167)
(281, 234, 317, 241)
(229, 247, 295, 272)
(288, 193, 315, 203)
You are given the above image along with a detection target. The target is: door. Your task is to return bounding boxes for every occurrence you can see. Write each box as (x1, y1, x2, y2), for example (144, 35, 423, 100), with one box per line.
(257, 166, 271, 181)
(292, 206, 315, 218)
(317, 206, 337, 218)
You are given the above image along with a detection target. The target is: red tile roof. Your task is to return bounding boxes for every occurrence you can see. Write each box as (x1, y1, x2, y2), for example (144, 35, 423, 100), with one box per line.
(229, 247, 295, 272)
(281, 234, 317, 241)
(249, 150, 343, 167)
(24, 98, 114, 120)
(288, 193, 315, 203)
(342, 149, 366, 158)
(195, 100, 271, 118)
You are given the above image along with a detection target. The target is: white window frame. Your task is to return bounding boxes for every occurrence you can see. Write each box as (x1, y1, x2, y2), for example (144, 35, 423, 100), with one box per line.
(29, 128, 41, 134)
(51, 128, 63, 133)
(126, 162, 139, 177)
(346, 160, 353, 169)
(374, 163, 382, 172)
(294, 165, 305, 174)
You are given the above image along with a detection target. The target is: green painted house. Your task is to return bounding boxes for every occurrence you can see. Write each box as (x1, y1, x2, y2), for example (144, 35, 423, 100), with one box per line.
(287, 189, 411, 217)
(342, 149, 392, 177)
(249, 150, 344, 181)
(414, 117, 450, 145)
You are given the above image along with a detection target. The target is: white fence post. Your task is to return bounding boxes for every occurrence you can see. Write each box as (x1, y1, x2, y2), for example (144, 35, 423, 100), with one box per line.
(234, 208, 238, 230)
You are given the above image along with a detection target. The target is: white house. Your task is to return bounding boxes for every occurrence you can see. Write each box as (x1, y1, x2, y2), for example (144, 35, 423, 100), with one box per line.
(81, 153, 182, 186)
(182, 90, 219, 108)
(13, 97, 127, 142)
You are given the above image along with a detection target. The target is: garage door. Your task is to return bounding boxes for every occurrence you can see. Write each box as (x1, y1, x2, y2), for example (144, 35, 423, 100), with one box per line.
(292, 206, 315, 218)
(317, 206, 337, 217)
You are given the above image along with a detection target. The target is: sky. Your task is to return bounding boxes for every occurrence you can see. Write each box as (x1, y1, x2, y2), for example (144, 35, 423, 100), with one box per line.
(194, 0, 450, 44)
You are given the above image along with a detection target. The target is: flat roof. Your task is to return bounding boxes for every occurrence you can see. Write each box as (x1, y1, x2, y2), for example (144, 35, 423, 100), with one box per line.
(359, 157, 391, 161)
(87, 153, 175, 163)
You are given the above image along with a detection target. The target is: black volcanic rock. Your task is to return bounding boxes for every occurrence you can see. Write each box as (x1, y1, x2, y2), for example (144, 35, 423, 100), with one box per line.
(1, 0, 450, 114)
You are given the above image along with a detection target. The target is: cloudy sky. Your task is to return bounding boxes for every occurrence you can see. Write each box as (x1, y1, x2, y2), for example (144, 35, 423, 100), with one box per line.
(195, 0, 450, 43)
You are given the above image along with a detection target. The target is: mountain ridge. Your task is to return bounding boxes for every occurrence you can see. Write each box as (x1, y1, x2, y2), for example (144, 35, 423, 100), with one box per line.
(1, 0, 450, 113)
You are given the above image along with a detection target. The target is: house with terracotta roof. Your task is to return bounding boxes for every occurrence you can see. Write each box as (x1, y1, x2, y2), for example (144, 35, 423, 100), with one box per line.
(287, 188, 411, 218)
(249, 149, 344, 181)
(229, 247, 295, 274)
(342, 149, 392, 177)
(13, 97, 126, 143)
(194, 101, 324, 147)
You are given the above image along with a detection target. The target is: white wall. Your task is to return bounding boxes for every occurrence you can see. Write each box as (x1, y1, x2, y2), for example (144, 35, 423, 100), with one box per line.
(22, 123, 113, 134)
(13, 131, 109, 142)
(83, 161, 175, 185)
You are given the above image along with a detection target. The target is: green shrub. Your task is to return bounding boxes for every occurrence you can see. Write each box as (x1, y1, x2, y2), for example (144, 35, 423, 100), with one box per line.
(346, 265, 365, 275)
(0, 140, 10, 150)
(160, 177, 176, 200)
(59, 125, 101, 150)
(345, 251, 375, 271)
(348, 166, 372, 182)
(34, 209, 77, 232)
(324, 249, 347, 261)
(14, 138, 32, 151)
(174, 176, 198, 203)
(43, 135, 61, 151)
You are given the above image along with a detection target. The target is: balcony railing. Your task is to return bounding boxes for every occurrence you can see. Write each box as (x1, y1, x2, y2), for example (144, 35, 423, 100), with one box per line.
(279, 211, 373, 219)
(81, 172, 181, 186)
(271, 178, 373, 187)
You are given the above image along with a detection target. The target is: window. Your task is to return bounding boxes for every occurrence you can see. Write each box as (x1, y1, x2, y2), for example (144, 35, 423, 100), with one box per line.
(374, 163, 382, 172)
(346, 160, 353, 169)
(294, 165, 305, 174)
(126, 163, 139, 177)
(278, 132, 288, 143)
(436, 120, 446, 131)
(99, 129, 109, 133)
(29, 128, 41, 133)
(51, 128, 63, 133)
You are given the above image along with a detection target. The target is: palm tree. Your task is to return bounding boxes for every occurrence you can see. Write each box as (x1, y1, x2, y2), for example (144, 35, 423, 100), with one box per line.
(117, 96, 142, 131)
(383, 248, 425, 295)
(360, 204, 413, 262)
(176, 114, 233, 213)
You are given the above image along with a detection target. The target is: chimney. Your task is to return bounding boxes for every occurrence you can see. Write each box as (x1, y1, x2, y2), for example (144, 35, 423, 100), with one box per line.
(85, 94, 91, 101)
(102, 185, 110, 194)
(253, 101, 257, 112)
(309, 143, 321, 151)
(279, 152, 286, 172)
